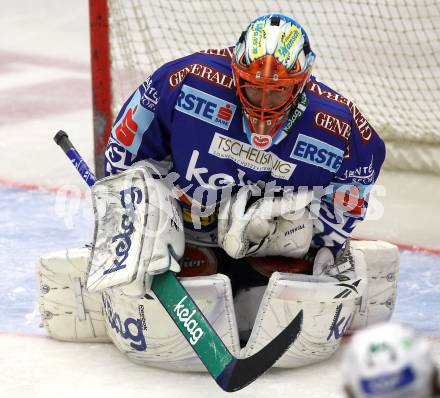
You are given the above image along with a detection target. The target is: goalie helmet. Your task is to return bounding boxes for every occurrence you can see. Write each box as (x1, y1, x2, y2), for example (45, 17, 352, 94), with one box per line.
(232, 14, 315, 150)
(342, 322, 438, 398)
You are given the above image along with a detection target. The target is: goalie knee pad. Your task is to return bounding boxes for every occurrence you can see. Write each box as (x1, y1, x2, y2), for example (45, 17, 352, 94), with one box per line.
(102, 274, 240, 371)
(37, 239, 399, 370)
(37, 247, 109, 342)
(236, 247, 367, 368)
(348, 240, 400, 331)
(37, 246, 239, 370)
(234, 240, 400, 368)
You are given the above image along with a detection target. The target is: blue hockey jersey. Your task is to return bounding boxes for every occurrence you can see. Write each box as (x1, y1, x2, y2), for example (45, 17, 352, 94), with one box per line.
(104, 47, 385, 254)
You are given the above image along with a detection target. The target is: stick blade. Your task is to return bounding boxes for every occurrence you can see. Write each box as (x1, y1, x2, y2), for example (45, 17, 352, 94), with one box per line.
(216, 309, 303, 392)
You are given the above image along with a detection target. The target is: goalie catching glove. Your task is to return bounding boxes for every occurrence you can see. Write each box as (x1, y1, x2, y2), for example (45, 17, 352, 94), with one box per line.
(88, 162, 185, 297)
(218, 186, 314, 259)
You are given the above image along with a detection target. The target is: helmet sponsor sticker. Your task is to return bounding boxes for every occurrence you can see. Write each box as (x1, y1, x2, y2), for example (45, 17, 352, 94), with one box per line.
(274, 25, 302, 69)
(209, 132, 296, 180)
(290, 134, 344, 172)
(248, 21, 266, 60)
(111, 89, 154, 155)
(175, 84, 236, 130)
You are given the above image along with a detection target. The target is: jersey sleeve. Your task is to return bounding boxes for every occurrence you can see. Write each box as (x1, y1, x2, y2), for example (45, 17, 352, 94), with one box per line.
(104, 68, 172, 177)
(310, 104, 386, 256)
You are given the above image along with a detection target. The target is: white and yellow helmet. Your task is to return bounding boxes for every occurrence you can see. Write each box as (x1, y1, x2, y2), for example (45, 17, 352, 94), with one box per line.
(232, 14, 315, 149)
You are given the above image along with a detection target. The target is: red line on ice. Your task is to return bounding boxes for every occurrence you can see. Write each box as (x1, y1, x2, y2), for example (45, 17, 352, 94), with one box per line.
(353, 236, 440, 256)
(0, 177, 88, 197)
(1, 176, 438, 256)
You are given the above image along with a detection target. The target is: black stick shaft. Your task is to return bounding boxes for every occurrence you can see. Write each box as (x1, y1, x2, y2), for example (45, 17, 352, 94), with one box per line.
(54, 130, 97, 187)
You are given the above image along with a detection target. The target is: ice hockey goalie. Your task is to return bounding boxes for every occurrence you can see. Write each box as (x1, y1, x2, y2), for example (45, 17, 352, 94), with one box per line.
(37, 163, 399, 371)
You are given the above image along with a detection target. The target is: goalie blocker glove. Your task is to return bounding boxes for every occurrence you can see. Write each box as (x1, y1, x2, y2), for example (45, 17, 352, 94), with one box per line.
(218, 186, 314, 259)
(88, 161, 185, 297)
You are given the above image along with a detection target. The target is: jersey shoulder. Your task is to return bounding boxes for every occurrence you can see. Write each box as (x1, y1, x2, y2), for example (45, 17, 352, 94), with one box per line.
(151, 46, 235, 93)
(305, 77, 385, 150)
(305, 76, 354, 118)
(304, 76, 385, 174)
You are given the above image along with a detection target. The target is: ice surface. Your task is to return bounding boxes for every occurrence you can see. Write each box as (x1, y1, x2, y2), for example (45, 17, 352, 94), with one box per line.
(0, 187, 93, 335)
(392, 251, 440, 336)
(2, 187, 439, 337)
(0, 187, 439, 398)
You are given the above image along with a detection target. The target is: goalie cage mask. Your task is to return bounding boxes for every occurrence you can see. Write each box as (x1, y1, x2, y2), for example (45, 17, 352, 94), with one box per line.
(231, 13, 315, 150)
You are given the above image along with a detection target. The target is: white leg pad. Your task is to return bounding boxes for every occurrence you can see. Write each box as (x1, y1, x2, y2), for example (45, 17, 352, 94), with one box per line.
(37, 247, 110, 342)
(240, 248, 367, 368)
(348, 240, 400, 331)
(37, 247, 240, 371)
(37, 240, 399, 370)
(103, 274, 240, 371)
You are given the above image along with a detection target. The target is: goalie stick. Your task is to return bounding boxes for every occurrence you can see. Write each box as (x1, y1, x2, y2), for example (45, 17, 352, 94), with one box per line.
(54, 130, 303, 392)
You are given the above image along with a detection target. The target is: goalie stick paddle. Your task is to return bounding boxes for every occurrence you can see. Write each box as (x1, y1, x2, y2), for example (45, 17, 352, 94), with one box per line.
(54, 130, 303, 392)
